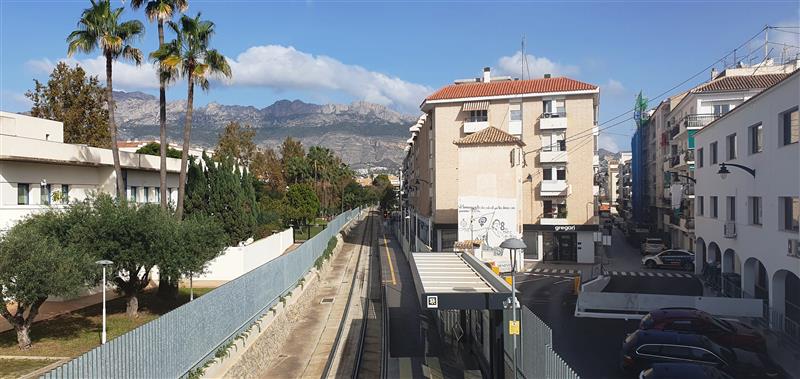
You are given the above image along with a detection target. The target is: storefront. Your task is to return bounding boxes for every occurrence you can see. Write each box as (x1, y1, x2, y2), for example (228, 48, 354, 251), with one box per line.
(523, 224, 598, 263)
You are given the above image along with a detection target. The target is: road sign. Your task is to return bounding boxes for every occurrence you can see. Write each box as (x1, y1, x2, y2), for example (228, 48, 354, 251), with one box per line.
(509, 320, 520, 335)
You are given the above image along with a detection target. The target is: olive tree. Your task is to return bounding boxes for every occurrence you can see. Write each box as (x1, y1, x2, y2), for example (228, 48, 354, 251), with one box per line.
(0, 209, 96, 349)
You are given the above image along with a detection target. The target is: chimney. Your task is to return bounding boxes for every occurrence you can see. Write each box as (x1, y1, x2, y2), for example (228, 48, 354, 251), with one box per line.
(544, 73, 551, 79)
(710, 67, 718, 80)
(483, 67, 491, 83)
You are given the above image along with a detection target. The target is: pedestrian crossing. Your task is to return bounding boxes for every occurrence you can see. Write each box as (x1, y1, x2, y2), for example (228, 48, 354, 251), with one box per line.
(603, 270, 694, 278)
(528, 267, 695, 279)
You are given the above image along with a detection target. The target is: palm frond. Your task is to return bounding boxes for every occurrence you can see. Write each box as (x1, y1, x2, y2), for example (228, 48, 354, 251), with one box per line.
(204, 49, 231, 78)
(120, 45, 144, 65)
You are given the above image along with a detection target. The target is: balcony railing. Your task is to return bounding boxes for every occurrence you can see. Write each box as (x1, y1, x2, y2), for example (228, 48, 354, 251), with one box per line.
(724, 222, 737, 238)
(683, 149, 695, 162)
(541, 111, 567, 118)
(682, 113, 721, 129)
(670, 155, 680, 167)
(669, 127, 680, 139)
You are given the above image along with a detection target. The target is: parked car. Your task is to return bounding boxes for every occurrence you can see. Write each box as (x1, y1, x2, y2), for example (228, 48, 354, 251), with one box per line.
(639, 363, 734, 379)
(620, 329, 784, 378)
(642, 249, 695, 271)
(640, 308, 766, 352)
(641, 238, 667, 255)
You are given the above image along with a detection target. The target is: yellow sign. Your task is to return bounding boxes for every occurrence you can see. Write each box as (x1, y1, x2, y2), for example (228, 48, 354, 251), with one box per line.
(505, 276, 513, 285)
(509, 320, 520, 335)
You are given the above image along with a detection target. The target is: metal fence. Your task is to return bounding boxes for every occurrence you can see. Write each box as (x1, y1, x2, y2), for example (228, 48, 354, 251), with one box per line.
(504, 306, 579, 379)
(43, 208, 362, 379)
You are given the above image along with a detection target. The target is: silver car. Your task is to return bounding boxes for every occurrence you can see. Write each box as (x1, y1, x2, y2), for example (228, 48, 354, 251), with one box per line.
(640, 238, 666, 255)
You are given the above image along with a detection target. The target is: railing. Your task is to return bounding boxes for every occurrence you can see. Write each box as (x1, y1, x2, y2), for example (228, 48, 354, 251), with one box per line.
(43, 208, 362, 379)
(724, 222, 737, 238)
(542, 140, 567, 152)
(541, 111, 567, 118)
(682, 113, 720, 129)
(669, 127, 679, 139)
(683, 149, 695, 162)
(670, 155, 680, 167)
(504, 306, 580, 379)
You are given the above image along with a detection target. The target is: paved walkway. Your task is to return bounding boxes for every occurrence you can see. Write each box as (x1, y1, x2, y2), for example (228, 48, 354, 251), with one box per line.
(1, 290, 119, 333)
(260, 213, 372, 378)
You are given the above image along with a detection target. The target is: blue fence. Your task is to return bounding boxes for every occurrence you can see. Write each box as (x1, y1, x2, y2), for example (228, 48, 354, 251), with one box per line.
(43, 208, 362, 378)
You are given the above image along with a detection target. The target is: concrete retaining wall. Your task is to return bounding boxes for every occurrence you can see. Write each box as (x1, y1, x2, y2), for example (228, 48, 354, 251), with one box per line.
(195, 228, 294, 282)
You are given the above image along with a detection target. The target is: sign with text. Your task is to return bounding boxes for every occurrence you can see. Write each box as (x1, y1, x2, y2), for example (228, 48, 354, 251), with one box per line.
(426, 295, 439, 309)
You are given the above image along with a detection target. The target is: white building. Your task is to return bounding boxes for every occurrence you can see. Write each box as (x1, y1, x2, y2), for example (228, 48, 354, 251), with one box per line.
(0, 111, 182, 231)
(694, 70, 799, 337)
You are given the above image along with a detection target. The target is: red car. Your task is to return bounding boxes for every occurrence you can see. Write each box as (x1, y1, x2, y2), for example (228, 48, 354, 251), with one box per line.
(639, 308, 766, 352)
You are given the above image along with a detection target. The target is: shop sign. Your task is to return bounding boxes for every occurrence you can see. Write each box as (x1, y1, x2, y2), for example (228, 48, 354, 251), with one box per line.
(554, 225, 577, 232)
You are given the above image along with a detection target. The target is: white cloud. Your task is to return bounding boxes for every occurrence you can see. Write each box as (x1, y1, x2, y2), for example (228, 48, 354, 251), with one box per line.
(27, 45, 432, 112)
(598, 134, 620, 152)
(603, 79, 625, 96)
(27, 57, 159, 90)
(225, 45, 431, 112)
(495, 51, 579, 79)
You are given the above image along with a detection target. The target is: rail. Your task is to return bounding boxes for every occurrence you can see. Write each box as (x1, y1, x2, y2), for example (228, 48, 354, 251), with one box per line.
(320, 210, 374, 378)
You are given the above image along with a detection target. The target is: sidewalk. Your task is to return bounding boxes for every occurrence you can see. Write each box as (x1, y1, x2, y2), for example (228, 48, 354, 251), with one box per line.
(1, 290, 120, 333)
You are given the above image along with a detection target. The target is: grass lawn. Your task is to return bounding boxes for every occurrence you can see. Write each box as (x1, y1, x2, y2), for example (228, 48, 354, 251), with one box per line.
(0, 287, 213, 358)
(294, 223, 327, 241)
(0, 358, 60, 379)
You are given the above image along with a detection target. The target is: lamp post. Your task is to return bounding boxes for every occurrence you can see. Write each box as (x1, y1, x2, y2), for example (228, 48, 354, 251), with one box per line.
(95, 260, 113, 344)
(717, 162, 756, 179)
(500, 237, 526, 379)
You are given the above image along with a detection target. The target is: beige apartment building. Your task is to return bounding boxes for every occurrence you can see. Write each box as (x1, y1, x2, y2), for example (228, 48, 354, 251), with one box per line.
(402, 68, 600, 265)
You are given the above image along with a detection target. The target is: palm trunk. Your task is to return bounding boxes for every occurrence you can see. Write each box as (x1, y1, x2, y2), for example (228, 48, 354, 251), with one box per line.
(158, 20, 168, 210)
(175, 72, 194, 220)
(105, 52, 125, 199)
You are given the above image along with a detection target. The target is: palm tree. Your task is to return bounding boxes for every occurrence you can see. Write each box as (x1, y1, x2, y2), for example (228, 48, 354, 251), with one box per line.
(130, 0, 187, 210)
(152, 13, 231, 220)
(67, 0, 144, 199)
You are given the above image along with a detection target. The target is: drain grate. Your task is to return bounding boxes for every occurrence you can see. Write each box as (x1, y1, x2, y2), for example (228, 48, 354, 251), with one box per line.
(320, 297, 335, 304)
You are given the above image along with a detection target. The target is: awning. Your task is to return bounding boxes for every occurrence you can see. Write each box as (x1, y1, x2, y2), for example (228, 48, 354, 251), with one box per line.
(409, 252, 511, 310)
(462, 101, 489, 112)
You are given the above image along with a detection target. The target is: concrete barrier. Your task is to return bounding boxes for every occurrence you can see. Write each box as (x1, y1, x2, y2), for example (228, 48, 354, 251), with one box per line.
(575, 292, 764, 319)
(195, 228, 294, 282)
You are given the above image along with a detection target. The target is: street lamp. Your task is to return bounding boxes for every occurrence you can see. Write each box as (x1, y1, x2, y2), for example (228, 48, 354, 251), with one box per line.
(95, 259, 113, 344)
(717, 162, 756, 180)
(500, 237, 526, 379)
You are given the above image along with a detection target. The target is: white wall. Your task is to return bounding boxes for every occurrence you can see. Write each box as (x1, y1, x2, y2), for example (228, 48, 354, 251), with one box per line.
(196, 228, 295, 282)
(694, 72, 799, 317)
(0, 111, 64, 142)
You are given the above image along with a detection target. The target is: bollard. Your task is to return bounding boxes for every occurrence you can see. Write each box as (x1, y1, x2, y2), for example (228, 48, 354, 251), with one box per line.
(573, 276, 581, 294)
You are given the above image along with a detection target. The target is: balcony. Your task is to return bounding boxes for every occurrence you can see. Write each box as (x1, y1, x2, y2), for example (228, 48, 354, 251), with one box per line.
(539, 112, 568, 130)
(681, 217, 695, 230)
(540, 181, 570, 197)
(724, 222, 737, 239)
(541, 140, 567, 163)
(669, 126, 680, 139)
(509, 120, 522, 135)
(463, 120, 488, 133)
(541, 210, 569, 225)
(682, 113, 720, 130)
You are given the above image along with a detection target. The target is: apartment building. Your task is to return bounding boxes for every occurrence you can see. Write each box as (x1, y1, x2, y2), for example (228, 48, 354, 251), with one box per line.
(694, 70, 799, 339)
(0, 111, 182, 231)
(607, 152, 631, 210)
(402, 68, 600, 265)
(632, 60, 798, 250)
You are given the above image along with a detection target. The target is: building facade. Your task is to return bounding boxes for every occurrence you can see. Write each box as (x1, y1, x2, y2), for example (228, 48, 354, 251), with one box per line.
(402, 68, 600, 265)
(694, 70, 799, 338)
(0, 111, 182, 231)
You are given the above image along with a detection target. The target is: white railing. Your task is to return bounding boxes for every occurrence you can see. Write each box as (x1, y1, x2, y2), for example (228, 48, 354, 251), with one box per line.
(724, 222, 737, 238)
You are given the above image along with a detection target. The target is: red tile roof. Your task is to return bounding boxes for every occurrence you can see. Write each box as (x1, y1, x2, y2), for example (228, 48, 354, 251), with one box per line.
(454, 126, 524, 146)
(692, 73, 789, 93)
(426, 77, 598, 101)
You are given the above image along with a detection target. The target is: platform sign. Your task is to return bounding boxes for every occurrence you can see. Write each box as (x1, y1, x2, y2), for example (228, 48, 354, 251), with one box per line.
(509, 320, 520, 335)
(426, 295, 439, 309)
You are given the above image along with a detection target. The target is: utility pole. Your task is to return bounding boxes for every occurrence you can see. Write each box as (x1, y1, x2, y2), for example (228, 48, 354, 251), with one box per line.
(765, 25, 769, 62)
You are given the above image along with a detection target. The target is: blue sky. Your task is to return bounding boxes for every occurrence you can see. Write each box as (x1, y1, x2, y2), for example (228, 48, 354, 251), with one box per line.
(1, 1, 798, 151)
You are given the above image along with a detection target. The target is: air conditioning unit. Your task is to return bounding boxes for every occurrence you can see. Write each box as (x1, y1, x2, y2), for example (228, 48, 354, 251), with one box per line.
(543, 112, 552, 118)
(723, 222, 737, 238)
(789, 239, 800, 258)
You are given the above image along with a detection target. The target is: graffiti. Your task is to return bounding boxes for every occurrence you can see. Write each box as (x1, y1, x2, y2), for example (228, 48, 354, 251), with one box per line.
(458, 196, 518, 256)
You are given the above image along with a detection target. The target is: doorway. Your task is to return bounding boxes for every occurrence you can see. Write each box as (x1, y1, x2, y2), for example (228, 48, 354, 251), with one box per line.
(554, 232, 577, 262)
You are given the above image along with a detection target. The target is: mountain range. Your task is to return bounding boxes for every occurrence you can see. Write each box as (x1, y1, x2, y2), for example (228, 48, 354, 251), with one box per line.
(113, 91, 418, 170)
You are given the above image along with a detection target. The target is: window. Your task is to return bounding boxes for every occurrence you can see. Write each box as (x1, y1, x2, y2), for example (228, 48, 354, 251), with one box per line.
(726, 134, 737, 160)
(17, 183, 29, 205)
(749, 197, 762, 225)
(697, 148, 704, 168)
(660, 345, 691, 359)
(510, 103, 522, 122)
(781, 197, 799, 232)
(556, 167, 566, 180)
(130, 186, 138, 203)
(61, 184, 69, 204)
(637, 345, 661, 355)
(711, 196, 718, 218)
(781, 107, 799, 145)
(543, 167, 553, 181)
(144, 187, 150, 203)
(698, 196, 704, 216)
(713, 104, 730, 117)
(710, 142, 718, 164)
(749, 123, 763, 154)
(668, 320, 694, 331)
(155, 186, 160, 202)
(543, 200, 553, 218)
(467, 110, 487, 123)
(542, 132, 566, 152)
(543, 99, 565, 117)
(556, 203, 567, 218)
(40, 184, 51, 205)
(727, 196, 736, 221)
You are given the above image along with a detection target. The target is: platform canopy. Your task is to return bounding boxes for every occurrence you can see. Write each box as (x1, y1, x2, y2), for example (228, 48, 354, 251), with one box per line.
(408, 252, 512, 310)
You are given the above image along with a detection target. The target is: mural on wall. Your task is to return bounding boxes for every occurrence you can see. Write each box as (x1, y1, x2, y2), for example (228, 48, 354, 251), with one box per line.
(457, 196, 519, 258)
